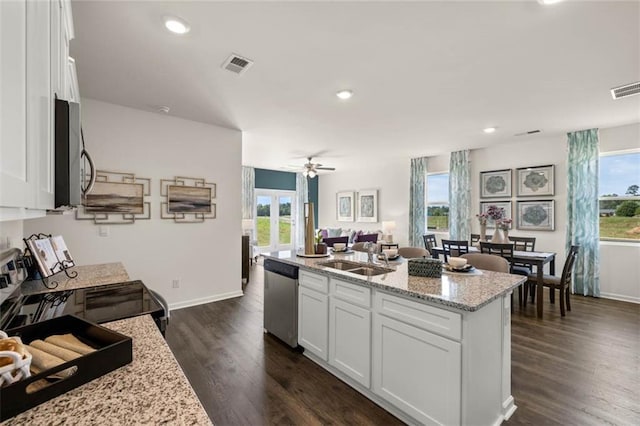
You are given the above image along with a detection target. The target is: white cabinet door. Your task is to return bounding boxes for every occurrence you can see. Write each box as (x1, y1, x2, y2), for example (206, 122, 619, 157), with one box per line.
(298, 286, 328, 361)
(372, 314, 461, 425)
(329, 297, 371, 388)
(27, 0, 54, 210)
(0, 0, 31, 209)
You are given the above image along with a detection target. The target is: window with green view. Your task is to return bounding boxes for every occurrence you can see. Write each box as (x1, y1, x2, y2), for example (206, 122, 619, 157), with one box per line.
(599, 151, 640, 241)
(427, 173, 449, 231)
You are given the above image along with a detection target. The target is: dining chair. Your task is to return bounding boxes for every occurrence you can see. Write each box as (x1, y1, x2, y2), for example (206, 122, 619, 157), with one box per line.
(509, 236, 536, 252)
(478, 242, 530, 275)
(397, 247, 429, 259)
(460, 253, 509, 273)
(441, 240, 469, 263)
(322, 236, 349, 248)
(422, 234, 437, 254)
(525, 245, 579, 317)
(470, 234, 481, 245)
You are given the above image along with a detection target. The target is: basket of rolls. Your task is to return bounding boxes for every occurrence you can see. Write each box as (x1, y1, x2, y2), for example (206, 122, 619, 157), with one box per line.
(0, 330, 32, 386)
(0, 315, 132, 422)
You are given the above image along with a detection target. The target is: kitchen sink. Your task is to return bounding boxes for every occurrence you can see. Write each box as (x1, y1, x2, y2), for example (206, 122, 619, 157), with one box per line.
(347, 266, 394, 277)
(318, 260, 394, 276)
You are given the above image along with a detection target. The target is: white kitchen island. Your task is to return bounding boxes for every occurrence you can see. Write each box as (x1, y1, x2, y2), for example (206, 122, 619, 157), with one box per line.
(263, 251, 526, 426)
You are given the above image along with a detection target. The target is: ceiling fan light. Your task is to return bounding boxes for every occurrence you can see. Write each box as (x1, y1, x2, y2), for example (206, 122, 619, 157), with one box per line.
(308, 170, 317, 178)
(302, 169, 309, 177)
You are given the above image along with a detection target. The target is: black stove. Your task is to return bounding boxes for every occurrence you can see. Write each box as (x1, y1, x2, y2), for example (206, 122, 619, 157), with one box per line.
(0, 280, 167, 334)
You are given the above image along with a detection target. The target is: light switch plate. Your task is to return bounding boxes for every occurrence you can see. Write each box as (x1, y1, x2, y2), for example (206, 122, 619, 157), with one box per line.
(99, 226, 109, 237)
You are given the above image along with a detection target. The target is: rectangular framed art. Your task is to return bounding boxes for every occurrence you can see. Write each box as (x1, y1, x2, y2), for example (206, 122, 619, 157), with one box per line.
(357, 190, 378, 222)
(480, 169, 512, 198)
(336, 191, 355, 222)
(516, 164, 555, 197)
(480, 201, 513, 229)
(517, 200, 555, 231)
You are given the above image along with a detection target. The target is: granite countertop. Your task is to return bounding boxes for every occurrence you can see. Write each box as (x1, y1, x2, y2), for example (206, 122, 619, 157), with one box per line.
(2, 315, 212, 426)
(263, 250, 526, 311)
(20, 262, 130, 296)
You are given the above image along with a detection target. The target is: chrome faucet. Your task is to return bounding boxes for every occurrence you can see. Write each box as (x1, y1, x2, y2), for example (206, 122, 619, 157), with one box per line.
(364, 242, 376, 264)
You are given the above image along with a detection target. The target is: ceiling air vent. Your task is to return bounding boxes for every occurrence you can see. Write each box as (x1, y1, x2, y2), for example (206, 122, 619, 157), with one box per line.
(514, 130, 541, 136)
(222, 53, 254, 75)
(611, 81, 640, 99)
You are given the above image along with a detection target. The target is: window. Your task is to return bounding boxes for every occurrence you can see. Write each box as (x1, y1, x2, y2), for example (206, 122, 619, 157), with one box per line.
(427, 172, 449, 231)
(599, 150, 640, 241)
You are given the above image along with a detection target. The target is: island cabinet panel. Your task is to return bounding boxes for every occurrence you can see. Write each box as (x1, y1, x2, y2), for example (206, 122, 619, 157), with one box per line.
(299, 270, 329, 294)
(298, 286, 328, 361)
(372, 313, 462, 425)
(328, 298, 371, 387)
(331, 278, 371, 308)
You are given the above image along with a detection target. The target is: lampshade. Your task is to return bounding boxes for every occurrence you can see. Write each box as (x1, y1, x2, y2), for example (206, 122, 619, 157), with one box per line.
(242, 219, 255, 231)
(382, 221, 396, 233)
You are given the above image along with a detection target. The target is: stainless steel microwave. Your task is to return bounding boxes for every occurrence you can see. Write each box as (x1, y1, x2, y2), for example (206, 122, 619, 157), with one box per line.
(54, 99, 95, 208)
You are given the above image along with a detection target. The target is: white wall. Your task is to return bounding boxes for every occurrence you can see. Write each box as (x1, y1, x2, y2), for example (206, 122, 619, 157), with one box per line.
(318, 157, 411, 247)
(0, 220, 24, 250)
(24, 99, 243, 309)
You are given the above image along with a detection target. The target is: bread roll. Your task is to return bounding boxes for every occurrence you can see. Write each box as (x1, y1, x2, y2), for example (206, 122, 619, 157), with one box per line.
(0, 337, 27, 367)
(25, 345, 76, 378)
(44, 334, 96, 355)
(30, 339, 82, 361)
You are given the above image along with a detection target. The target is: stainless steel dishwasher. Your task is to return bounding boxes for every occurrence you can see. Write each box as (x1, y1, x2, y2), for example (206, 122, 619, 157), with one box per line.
(263, 258, 299, 348)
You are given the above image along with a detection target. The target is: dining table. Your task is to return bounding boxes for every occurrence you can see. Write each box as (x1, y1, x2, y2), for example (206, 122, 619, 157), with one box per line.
(430, 246, 556, 318)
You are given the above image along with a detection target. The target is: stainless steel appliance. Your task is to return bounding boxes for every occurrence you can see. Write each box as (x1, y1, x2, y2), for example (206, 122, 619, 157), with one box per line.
(263, 258, 299, 348)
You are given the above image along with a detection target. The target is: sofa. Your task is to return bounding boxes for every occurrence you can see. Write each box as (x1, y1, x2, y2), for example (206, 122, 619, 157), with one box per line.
(319, 227, 384, 245)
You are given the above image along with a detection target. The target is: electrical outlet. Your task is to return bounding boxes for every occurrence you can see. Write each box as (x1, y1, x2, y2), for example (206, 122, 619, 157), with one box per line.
(172, 279, 180, 288)
(98, 226, 109, 237)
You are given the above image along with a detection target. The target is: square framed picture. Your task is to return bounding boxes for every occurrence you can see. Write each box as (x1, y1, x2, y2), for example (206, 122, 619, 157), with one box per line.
(357, 190, 378, 222)
(480, 201, 513, 229)
(336, 191, 355, 222)
(517, 200, 555, 231)
(480, 169, 512, 198)
(517, 165, 555, 197)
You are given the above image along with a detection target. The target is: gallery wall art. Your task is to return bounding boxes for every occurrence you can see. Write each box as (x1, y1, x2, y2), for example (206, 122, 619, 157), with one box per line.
(357, 189, 378, 223)
(161, 176, 216, 223)
(336, 191, 355, 222)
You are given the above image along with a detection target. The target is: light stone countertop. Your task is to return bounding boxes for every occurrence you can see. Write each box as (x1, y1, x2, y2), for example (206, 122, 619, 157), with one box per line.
(1, 314, 212, 426)
(263, 250, 526, 311)
(20, 262, 130, 296)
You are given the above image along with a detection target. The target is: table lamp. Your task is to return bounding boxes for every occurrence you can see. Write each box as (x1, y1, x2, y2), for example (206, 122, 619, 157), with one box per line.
(242, 219, 255, 237)
(382, 221, 397, 243)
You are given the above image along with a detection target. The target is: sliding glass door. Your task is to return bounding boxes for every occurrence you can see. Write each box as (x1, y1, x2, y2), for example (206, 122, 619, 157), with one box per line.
(255, 190, 295, 253)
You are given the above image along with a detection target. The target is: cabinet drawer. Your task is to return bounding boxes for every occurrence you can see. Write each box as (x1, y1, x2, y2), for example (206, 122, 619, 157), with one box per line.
(331, 278, 371, 308)
(375, 292, 461, 341)
(299, 270, 328, 294)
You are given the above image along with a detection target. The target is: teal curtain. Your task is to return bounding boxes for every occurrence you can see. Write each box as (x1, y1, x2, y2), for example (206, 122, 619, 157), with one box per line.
(295, 173, 309, 249)
(449, 150, 471, 241)
(409, 157, 428, 247)
(566, 129, 600, 297)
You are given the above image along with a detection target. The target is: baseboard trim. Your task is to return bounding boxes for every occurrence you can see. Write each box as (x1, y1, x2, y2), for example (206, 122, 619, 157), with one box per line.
(169, 290, 244, 311)
(600, 292, 640, 304)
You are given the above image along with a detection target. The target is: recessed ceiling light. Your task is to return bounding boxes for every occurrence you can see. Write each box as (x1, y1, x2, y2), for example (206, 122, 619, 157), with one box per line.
(336, 90, 353, 100)
(483, 127, 497, 134)
(537, 0, 564, 5)
(164, 17, 190, 34)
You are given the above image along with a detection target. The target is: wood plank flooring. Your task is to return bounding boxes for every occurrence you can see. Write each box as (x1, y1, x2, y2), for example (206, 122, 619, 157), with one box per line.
(166, 262, 640, 425)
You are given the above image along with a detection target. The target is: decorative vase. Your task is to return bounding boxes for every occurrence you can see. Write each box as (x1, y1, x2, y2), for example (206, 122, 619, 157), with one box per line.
(315, 242, 327, 255)
(503, 228, 510, 243)
(304, 202, 316, 255)
(492, 227, 504, 244)
(480, 223, 487, 242)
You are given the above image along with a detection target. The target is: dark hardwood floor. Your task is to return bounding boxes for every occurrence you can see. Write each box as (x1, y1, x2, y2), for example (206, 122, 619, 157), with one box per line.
(166, 262, 640, 426)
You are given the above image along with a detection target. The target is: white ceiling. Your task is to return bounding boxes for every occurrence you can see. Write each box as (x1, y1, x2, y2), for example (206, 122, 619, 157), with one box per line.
(70, 1, 640, 173)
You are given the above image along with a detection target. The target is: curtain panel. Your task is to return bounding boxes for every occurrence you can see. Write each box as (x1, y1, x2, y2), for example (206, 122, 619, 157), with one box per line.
(566, 129, 600, 297)
(449, 150, 471, 241)
(409, 157, 428, 247)
(241, 166, 255, 221)
(295, 173, 309, 248)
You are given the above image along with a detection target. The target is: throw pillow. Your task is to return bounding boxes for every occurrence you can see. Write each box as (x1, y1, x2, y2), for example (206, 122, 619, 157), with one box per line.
(327, 228, 342, 238)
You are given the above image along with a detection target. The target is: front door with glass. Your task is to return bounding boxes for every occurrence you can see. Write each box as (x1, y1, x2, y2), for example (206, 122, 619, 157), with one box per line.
(255, 190, 295, 253)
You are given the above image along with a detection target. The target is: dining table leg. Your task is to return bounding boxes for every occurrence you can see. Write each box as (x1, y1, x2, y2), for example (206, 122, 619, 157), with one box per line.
(536, 260, 544, 318)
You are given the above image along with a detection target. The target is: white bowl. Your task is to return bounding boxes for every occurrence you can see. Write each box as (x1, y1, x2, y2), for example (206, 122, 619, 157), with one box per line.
(382, 248, 398, 258)
(333, 243, 346, 252)
(448, 257, 467, 268)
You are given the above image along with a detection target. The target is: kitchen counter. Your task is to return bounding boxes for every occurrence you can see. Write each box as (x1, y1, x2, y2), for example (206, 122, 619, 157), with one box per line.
(263, 250, 525, 311)
(1, 314, 212, 426)
(20, 262, 130, 296)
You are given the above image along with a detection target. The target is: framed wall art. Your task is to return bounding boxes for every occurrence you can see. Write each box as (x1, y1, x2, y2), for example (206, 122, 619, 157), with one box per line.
(517, 200, 555, 231)
(357, 190, 378, 222)
(517, 165, 555, 197)
(76, 170, 151, 224)
(480, 169, 511, 198)
(480, 201, 513, 229)
(336, 191, 355, 222)
(161, 176, 216, 223)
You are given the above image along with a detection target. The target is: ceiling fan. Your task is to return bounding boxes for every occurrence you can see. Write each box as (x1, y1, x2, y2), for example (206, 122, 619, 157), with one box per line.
(302, 157, 335, 178)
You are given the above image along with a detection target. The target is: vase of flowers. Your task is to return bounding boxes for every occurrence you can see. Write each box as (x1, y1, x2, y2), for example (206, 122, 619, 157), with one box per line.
(485, 205, 506, 243)
(476, 212, 488, 242)
(497, 219, 512, 243)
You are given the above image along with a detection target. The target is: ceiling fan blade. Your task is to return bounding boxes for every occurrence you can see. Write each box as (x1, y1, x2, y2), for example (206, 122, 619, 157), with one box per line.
(316, 167, 336, 171)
